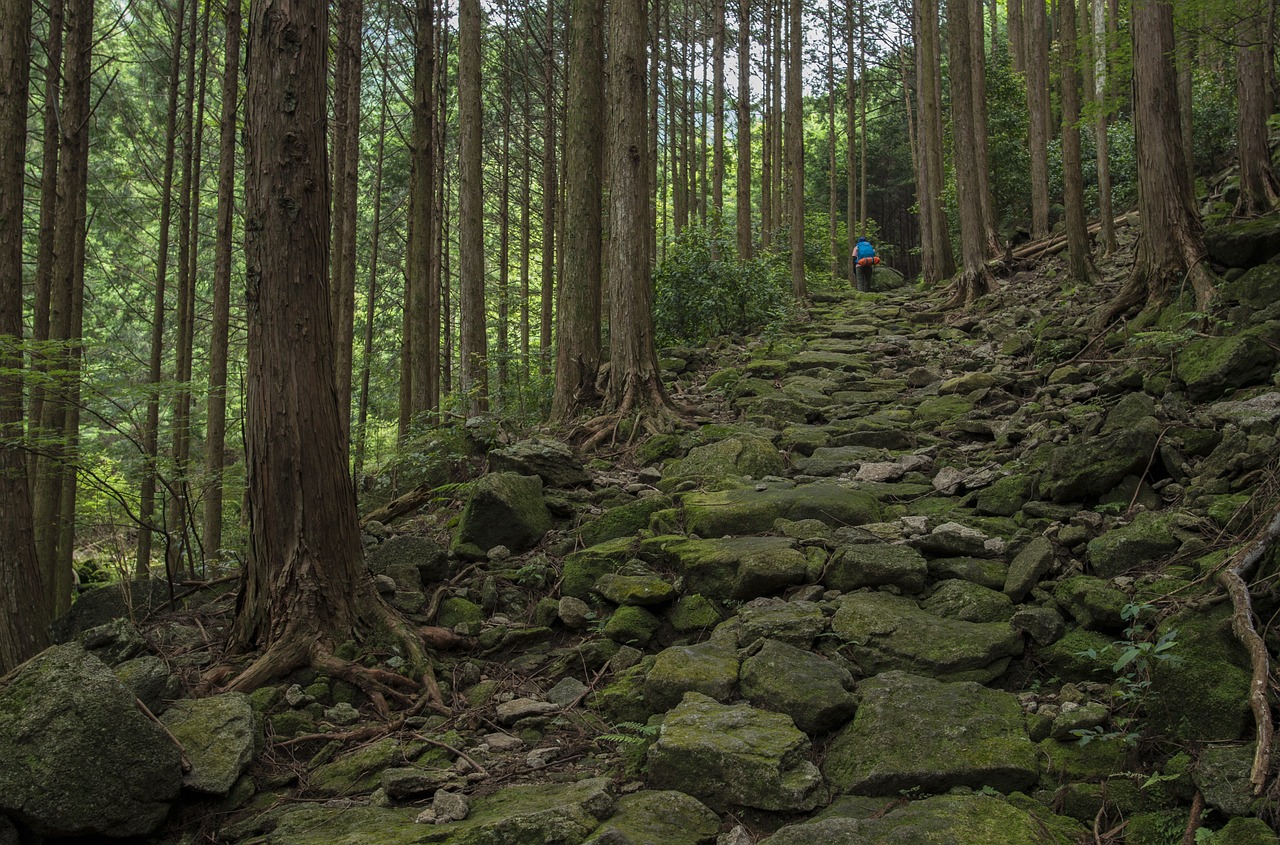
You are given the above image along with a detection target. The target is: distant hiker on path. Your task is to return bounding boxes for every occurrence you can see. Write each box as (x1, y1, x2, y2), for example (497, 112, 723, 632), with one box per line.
(854, 236, 880, 293)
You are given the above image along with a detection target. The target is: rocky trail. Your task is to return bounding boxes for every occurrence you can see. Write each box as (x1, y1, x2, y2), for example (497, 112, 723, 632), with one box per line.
(8, 218, 1280, 844)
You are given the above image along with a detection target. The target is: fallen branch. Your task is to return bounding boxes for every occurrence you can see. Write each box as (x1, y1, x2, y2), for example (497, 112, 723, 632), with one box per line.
(1213, 506, 1280, 795)
(361, 483, 436, 526)
(136, 697, 192, 773)
(1180, 790, 1205, 845)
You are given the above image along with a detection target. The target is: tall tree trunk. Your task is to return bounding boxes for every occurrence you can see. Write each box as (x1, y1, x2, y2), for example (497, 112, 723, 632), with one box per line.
(760, 0, 773, 249)
(136, 0, 185, 579)
(713, 0, 726, 217)
(969, 0, 1000, 255)
(786, 0, 806, 301)
(1091, 0, 1117, 253)
(827, 0, 840, 281)
(1101, 0, 1215, 323)
(354, 78, 390, 482)
(846, 0, 858, 286)
(1060, 0, 1094, 282)
(771, 0, 784, 237)
(229, 0, 429, 693)
(28, 0, 62, 481)
(913, 0, 954, 284)
(458, 0, 488, 416)
(203, 0, 242, 563)
(1026, 0, 1051, 238)
(737, 0, 753, 259)
(520, 81, 532, 380)
(1176, 26, 1195, 197)
(331, 0, 365, 442)
(0, 0, 48, 674)
(409, 0, 437, 422)
(946, 0, 995, 305)
(541, 0, 558, 376)
(497, 21, 512, 408)
(1235, 0, 1280, 216)
(553, 0, 605, 421)
(35, 0, 92, 614)
(1008, 0, 1024, 71)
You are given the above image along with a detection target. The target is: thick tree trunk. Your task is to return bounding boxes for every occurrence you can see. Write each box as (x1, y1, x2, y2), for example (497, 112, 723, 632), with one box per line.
(1060, 0, 1094, 282)
(458, 0, 488, 416)
(969, 0, 1000, 256)
(230, 0, 425, 694)
(1008, 0, 1024, 71)
(737, 0, 753, 259)
(202, 0, 241, 564)
(914, 0, 954, 284)
(846, 0, 858, 286)
(553, 0, 605, 421)
(541, 0, 558, 377)
(828, 0, 840, 282)
(1026, 0, 1051, 238)
(946, 0, 995, 305)
(1091, 0, 1117, 253)
(1176, 27, 1196, 197)
(0, 0, 48, 674)
(786, 0, 806, 301)
(1235, 0, 1280, 216)
(354, 82, 389, 481)
(409, 0, 437, 422)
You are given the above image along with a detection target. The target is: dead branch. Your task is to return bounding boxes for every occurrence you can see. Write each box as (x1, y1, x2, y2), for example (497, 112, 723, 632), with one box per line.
(1180, 791, 1205, 845)
(361, 483, 437, 526)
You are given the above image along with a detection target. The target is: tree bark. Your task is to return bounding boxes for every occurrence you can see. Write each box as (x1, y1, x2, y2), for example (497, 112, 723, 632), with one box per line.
(786, 0, 806, 301)
(458, 0, 488, 416)
(1235, 0, 1280, 216)
(230, 0, 427, 693)
(737, 0, 753, 259)
(946, 0, 995, 305)
(713, 0, 726, 217)
(1091, 0, 1117, 253)
(913, 0, 954, 284)
(1026, 0, 1051, 238)
(553, 0, 605, 421)
(203, 0, 242, 564)
(0, 0, 48, 674)
(969, 0, 999, 256)
(409, 0, 438, 423)
(828, 0, 840, 281)
(846, 0, 858, 286)
(331, 0, 365, 442)
(1008, 0, 1024, 71)
(1060, 0, 1094, 282)
(760, 0, 773, 249)
(541, 0, 558, 377)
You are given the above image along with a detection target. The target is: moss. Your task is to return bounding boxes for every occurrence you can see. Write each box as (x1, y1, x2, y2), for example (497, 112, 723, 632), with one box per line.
(636, 434, 683, 467)
(1124, 811, 1191, 845)
(589, 659, 655, 724)
(667, 595, 723, 633)
(913, 394, 975, 426)
(1037, 737, 1130, 783)
(1148, 606, 1252, 742)
(268, 710, 316, 738)
(561, 537, 639, 599)
(602, 605, 662, 647)
(1037, 629, 1118, 683)
(436, 597, 484, 632)
(1215, 817, 1280, 844)
(579, 497, 673, 547)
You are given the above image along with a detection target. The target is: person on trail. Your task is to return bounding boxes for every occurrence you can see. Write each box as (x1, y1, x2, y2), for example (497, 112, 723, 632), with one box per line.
(854, 236, 880, 293)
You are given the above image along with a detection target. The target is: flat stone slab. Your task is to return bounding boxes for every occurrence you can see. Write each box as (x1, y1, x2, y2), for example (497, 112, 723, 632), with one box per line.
(822, 671, 1038, 796)
(682, 482, 880, 537)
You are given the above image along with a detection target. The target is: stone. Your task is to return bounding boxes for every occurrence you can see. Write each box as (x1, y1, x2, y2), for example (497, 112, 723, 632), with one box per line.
(114, 655, 181, 716)
(546, 677, 588, 707)
(1004, 536, 1055, 601)
(1086, 512, 1180, 578)
(561, 537, 637, 599)
(579, 496, 673, 547)
(453, 472, 552, 554)
(1214, 817, 1280, 845)
(761, 793, 1085, 845)
(736, 598, 828, 648)
(0, 645, 182, 837)
(1037, 419, 1162, 503)
(496, 698, 561, 726)
(824, 543, 928, 594)
(583, 790, 720, 845)
(310, 737, 434, 797)
(667, 594, 724, 633)
(1053, 576, 1127, 633)
(644, 639, 741, 713)
(646, 693, 827, 812)
(366, 534, 449, 588)
(488, 437, 591, 488)
(1147, 607, 1252, 742)
(1194, 744, 1257, 816)
(594, 573, 677, 606)
(682, 483, 880, 538)
(1177, 332, 1277, 402)
(1011, 605, 1066, 645)
(661, 536, 809, 601)
(793, 446, 881, 477)
(1205, 217, 1280, 268)
(740, 639, 858, 735)
(823, 671, 1037, 795)
(928, 557, 1008, 590)
(1038, 629, 1118, 683)
(1049, 701, 1109, 741)
(910, 521, 992, 558)
(437, 597, 484, 632)
(558, 595, 593, 629)
(855, 461, 904, 483)
(658, 435, 784, 492)
(975, 474, 1035, 517)
(831, 591, 1023, 683)
(922, 580, 1015, 623)
(603, 605, 663, 646)
(270, 777, 615, 844)
(48, 579, 170, 644)
(161, 693, 258, 796)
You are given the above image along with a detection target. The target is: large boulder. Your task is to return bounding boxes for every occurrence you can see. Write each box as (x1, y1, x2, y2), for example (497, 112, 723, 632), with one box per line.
(161, 693, 258, 796)
(366, 534, 449, 588)
(453, 472, 552, 554)
(49, 579, 170, 643)
(646, 693, 827, 812)
(831, 591, 1023, 683)
(582, 790, 720, 845)
(1037, 419, 1163, 503)
(739, 639, 858, 735)
(644, 639, 741, 713)
(660, 536, 810, 601)
(682, 482, 880, 537)
(489, 437, 591, 488)
(658, 435, 784, 492)
(1086, 512, 1180, 578)
(1177, 332, 1277, 402)
(1147, 606, 1252, 742)
(0, 645, 182, 837)
(822, 671, 1038, 795)
(824, 543, 928, 593)
(736, 598, 828, 648)
(1204, 217, 1280, 268)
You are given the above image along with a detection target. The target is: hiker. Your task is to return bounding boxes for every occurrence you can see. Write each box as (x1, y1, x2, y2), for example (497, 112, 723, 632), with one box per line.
(854, 236, 880, 293)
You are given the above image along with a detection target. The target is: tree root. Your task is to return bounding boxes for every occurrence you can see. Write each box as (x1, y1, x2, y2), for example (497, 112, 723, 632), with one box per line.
(578, 372, 690, 452)
(1180, 791, 1205, 845)
(1213, 505, 1280, 795)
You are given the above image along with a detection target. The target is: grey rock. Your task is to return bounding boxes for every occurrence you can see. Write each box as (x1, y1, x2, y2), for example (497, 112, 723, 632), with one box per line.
(366, 534, 449, 587)
(547, 677, 589, 707)
(77, 618, 146, 666)
(922, 580, 1015, 623)
(1004, 536, 1055, 601)
(1011, 605, 1066, 645)
(584, 790, 720, 845)
(825, 543, 928, 594)
(325, 702, 361, 725)
(431, 789, 471, 822)
(162, 693, 259, 796)
(1050, 702, 1109, 740)
(453, 472, 552, 554)
(114, 655, 181, 716)
(49, 579, 170, 644)
(558, 595, 593, 629)
(737, 598, 828, 648)
(646, 693, 827, 812)
(1194, 744, 1257, 816)
(740, 639, 858, 734)
(595, 573, 677, 606)
(1086, 512, 1179, 578)
(381, 766, 456, 800)
(911, 521, 992, 558)
(495, 698, 560, 725)
(489, 437, 591, 488)
(0, 645, 181, 837)
(644, 639, 741, 713)
(928, 556, 1008, 590)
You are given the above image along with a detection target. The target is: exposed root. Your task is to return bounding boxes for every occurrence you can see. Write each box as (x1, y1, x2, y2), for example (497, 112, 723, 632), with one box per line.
(1180, 791, 1205, 845)
(579, 371, 690, 452)
(1213, 504, 1280, 794)
(943, 265, 997, 310)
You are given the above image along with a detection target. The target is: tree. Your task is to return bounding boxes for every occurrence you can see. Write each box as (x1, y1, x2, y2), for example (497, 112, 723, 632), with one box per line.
(588, 0, 680, 447)
(458, 0, 488, 416)
(1234, 0, 1279, 216)
(1100, 0, 1215, 323)
(1059, 0, 1095, 283)
(0, 0, 48, 674)
(408, 0, 439, 427)
(552, 0, 604, 421)
(712, 0, 726, 216)
(786, 0, 806, 301)
(1025, 0, 1051, 239)
(736, 0, 753, 259)
(225, 0, 432, 701)
(913, 0, 954, 285)
(1089, 0, 1117, 254)
(331, 0, 365, 441)
(946, 0, 994, 305)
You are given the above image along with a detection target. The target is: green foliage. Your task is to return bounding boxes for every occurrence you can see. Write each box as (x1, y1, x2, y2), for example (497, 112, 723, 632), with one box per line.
(654, 223, 792, 347)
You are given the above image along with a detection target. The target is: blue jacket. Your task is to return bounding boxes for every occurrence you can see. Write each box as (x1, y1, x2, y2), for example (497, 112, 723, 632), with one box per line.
(856, 240, 876, 260)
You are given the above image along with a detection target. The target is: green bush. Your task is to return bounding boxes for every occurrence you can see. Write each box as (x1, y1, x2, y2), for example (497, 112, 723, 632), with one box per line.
(654, 223, 792, 347)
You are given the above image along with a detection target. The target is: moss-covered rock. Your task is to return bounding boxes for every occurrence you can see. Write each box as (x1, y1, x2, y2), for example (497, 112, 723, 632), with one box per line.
(367, 534, 448, 588)
(659, 536, 809, 601)
(437, 596, 485, 631)
(1214, 817, 1280, 845)
(594, 573, 677, 606)
(682, 482, 880, 537)
(582, 790, 720, 845)
(824, 543, 928, 593)
(1037, 736, 1129, 782)
(1194, 744, 1258, 817)
(922, 580, 1015, 623)
(308, 737, 431, 797)
(1036, 629, 1117, 683)
(975, 474, 1036, 517)
(603, 605, 663, 647)
(578, 496, 673, 547)
(561, 537, 640, 599)
(792, 446, 882, 477)
(736, 598, 828, 647)
(831, 591, 1023, 683)
(658, 435, 784, 492)
(1085, 514, 1178, 582)
(928, 556, 1009, 590)
(913, 394, 976, 426)
(644, 640, 741, 713)
(590, 659, 656, 724)
(667, 594, 723, 633)
(823, 671, 1037, 795)
(1053, 576, 1127, 633)
(488, 437, 590, 488)
(1205, 216, 1280, 268)
(1004, 536, 1055, 601)
(1177, 332, 1277, 402)
(161, 693, 259, 796)
(1147, 606, 1252, 742)
(646, 693, 827, 812)
(453, 472, 552, 554)
(740, 639, 858, 735)
(1037, 419, 1162, 503)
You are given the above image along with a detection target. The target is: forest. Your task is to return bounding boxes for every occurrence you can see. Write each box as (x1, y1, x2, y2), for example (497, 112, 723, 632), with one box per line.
(0, 0, 1277, 682)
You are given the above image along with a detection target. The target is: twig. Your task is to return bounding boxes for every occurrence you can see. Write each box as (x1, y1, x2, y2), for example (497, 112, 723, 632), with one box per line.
(412, 732, 490, 777)
(1213, 505, 1280, 794)
(136, 697, 192, 773)
(1127, 426, 1170, 515)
